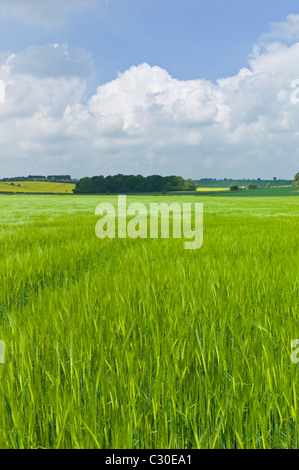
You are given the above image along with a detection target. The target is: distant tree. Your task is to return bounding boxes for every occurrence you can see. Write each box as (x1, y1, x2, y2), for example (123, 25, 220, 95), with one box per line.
(266, 183, 271, 188)
(135, 175, 145, 192)
(229, 183, 239, 191)
(91, 175, 106, 193)
(273, 177, 277, 181)
(29, 175, 46, 180)
(47, 175, 71, 181)
(73, 177, 92, 193)
(164, 181, 173, 191)
(175, 176, 185, 190)
(144, 175, 164, 192)
(185, 178, 197, 191)
(122, 175, 136, 193)
(74, 174, 195, 194)
(293, 172, 299, 186)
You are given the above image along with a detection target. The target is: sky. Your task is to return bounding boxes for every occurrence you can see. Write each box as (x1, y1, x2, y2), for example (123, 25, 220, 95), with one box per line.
(0, 0, 299, 179)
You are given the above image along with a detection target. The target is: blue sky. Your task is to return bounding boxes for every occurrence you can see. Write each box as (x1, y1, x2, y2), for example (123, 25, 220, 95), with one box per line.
(0, 0, 299, 179)
(2, 0, 299, 84)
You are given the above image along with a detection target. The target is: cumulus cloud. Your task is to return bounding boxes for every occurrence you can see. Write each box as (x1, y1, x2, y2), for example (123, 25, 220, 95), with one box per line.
(1, 20, 299, 178)
(249, 42, 299, 76)
(0, 0, 96, 27)
(88, 64, 220, 132)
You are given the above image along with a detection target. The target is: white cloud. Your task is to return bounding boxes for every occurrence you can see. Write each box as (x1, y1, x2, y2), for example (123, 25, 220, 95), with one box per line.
(260, 14, 299, 43)
(0, 0, 96, 27)
(249, 42, 299, 76)
(1, 23, 299, 178)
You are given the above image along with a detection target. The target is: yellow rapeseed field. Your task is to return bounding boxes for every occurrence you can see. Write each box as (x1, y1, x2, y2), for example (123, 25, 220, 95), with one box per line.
(196, 187, 228, 191)
(0, 181, 75, 194)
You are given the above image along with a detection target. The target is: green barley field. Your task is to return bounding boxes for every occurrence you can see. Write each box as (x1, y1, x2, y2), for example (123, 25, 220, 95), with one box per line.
(0, 194, 298, 449)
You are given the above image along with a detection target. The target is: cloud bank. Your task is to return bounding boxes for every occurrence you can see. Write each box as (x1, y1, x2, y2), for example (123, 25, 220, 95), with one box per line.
(1, 16, 299, 178)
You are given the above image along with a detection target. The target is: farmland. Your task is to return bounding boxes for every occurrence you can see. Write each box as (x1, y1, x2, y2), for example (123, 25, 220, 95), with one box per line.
(194, 179, 293, 188)
(196, 187, 227, 192)
(0, 181, 75, 194)
(0, 194, 298, 448)
(195, 186, 299, 197)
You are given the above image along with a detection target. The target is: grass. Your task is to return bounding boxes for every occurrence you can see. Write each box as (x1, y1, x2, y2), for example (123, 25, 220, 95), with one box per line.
(0, 181, 75, 194)
(0, 194, 298, 448)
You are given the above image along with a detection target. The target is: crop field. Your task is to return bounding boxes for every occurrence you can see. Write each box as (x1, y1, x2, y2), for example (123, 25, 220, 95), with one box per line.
(196, 187, 228, 192)
(0, 181, 75, 194)
(195, 186, 299, 198)
(193, 180, 293, 188)
(0, 194, 298, 449)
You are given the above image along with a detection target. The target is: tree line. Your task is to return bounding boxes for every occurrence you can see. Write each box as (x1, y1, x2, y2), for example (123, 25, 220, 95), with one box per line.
(0, 175, 74, 182)
(73, 174, 197, 194)
(293, 172, 299, 186)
